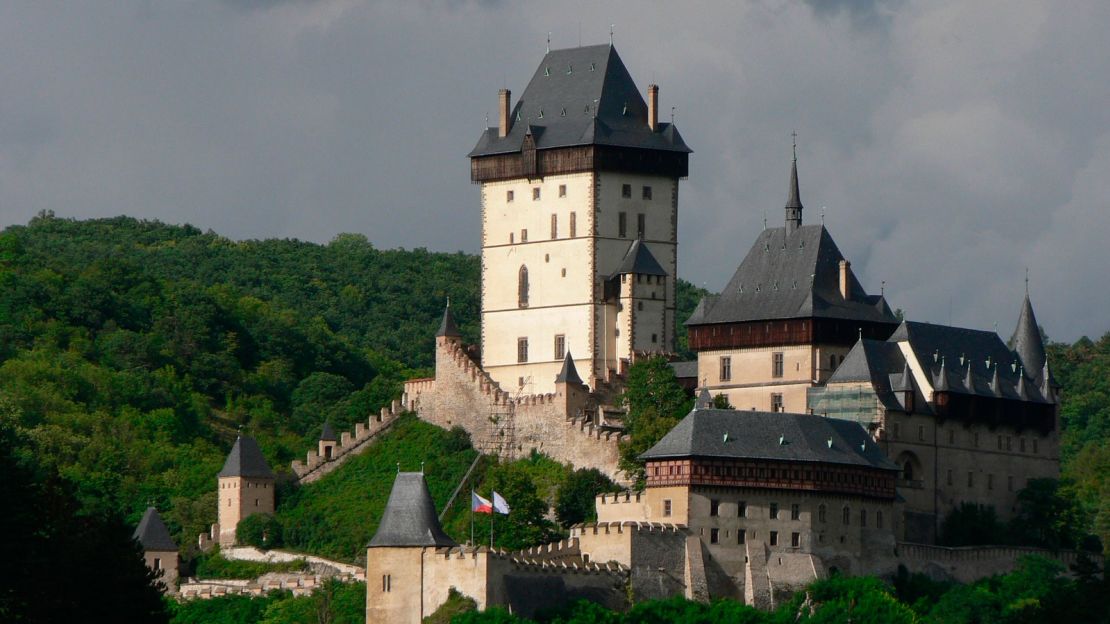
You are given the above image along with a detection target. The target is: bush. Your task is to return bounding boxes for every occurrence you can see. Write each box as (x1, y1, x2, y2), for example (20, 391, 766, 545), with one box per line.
(555, 468, 620, 527)
(236, 513, 284, 550)
(194, 551, 307, 580)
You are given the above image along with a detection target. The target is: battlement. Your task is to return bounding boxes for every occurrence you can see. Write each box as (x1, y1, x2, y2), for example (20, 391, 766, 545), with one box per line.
(895, 542, 1081, 566)
(571, 520, 688, 537)
(291, 401, 405, 484)
(426, 544, 627, 577)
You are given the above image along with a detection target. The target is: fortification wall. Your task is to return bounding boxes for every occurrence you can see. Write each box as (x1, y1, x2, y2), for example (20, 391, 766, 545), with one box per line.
(404, 339, 626, 482)
(572, 521, 688, 601)
(893, 542, 1082, 583)
(291, 401, 404, 484)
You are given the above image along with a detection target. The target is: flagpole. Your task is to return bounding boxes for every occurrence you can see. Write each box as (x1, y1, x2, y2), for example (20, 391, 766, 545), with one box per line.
(470, 489, 475, 548)
(490, 510, 494, 550)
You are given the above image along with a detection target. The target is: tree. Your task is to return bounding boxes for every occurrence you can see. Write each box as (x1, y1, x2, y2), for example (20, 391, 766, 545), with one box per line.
(236, 512, 284, 550)
(555, 468, 620, 527)
(617, 357, 693, 487)
(1008, 478, 1089, 549)
(711, 393, 734, 409)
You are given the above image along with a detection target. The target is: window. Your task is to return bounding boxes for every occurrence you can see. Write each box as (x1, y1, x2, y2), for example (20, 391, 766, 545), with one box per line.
(710, 499, 720, 516)
(517, 337, 528, 363)
(382, 574, 391, 592)
(1033, 439, 1038, 454)
(772, 352, 784, 378)
(843, 507, 851, 525)
(918, 425, 925, 441)
(948, 429, 955, 445)
(818, 504, 827, 523)
(663, 499, 672, 517)
(769, 503, 779, 519)
(738, 501, 747, 518)
(769, 531, 779, 546)
(720, 356, 732, 382)
(1006, 436, 1012, 451)
(892, 423, 900, 440)
(154, 558, 161, 570)
(771, 393, 783, 413)
(637, 213, 645, 237)
(509, 232, 514, 244)
(860, 509, 867, 527)
(1020, 438, 1026, 452)
(791, 532, 801, 548)
(987, 474, 994, 490)
(569, 212, 576, 237)
(532, 187, 541, 200)
(738, 529, 746, 544)
(507, 190, 514, 202)
(551, 214, 558, 239)
(520, 228, 528, 242)
(618, 212, 627, 237)
(998, 435, 1003, 450)
(554, 334, 566, 360)
(967, 471, 974, 487)
(518, 266, 529, 307)
(974, 432, 980, 448)
(652, 333, 658, 343)
(622, 183, 632, 198)
(642, 185, 652, 200)
(710, 528, 719, 544)
(559, 184, 567, 198)
(791, 504, 800, 520)
(638, 301, 643, 311)
(876, 511, 884, 529)
(829, 354, 837, 370)
(946, 469, 953, 486)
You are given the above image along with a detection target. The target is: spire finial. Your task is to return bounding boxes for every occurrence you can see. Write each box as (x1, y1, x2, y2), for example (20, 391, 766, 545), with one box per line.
(396, 462, 401, 474)
(420, 461, 425, 474)
(609, 24, 614, 46)
(446, 296, 451, 308)
(1025, 267, 1029, 295)
(881, 280, 885, 296)
(791, 130, 798, 161)
(546, 32, 551, 53)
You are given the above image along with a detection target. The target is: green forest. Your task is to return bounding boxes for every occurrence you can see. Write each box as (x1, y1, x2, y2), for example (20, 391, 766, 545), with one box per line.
(0, 214, 1108, 623)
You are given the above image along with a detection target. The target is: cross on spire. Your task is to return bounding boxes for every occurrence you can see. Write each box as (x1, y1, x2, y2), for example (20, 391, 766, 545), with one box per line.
(791, 130, 798, 160)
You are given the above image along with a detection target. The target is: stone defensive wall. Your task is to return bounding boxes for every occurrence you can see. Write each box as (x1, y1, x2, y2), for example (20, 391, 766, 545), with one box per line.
(291, 401, 404, 483)
(594, 491, 646, 523)
(403, 339, 627, 482)
(178, 571, 361, 600)
(893, 542, 1086, 583)
(570, 521, 690, 601)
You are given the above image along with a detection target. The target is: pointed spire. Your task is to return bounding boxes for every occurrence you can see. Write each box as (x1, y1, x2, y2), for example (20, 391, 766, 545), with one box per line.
(133, 507, 177, 552)
(933, 357, 950, 392)
(694, 386, 712, 410)
(319, 420, 337, 442)
(1041, 360, 1056, 402)
(785, 132, 803, 234)
(555, 350, 584, 385)
(964, 362, 976, 394)
(218, 435, 274, 479)
(1016, 367, 1030, 401)
(368, 472, 457, 548)
(1010, 291, 1046, 384)
(989, 364, 1003, 397)
(894, 360, 915, 392)
(436, 300, 461, 338)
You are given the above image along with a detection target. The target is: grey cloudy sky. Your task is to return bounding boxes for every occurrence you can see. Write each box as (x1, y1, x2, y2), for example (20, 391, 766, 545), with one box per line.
(1, 1, 1107, 342)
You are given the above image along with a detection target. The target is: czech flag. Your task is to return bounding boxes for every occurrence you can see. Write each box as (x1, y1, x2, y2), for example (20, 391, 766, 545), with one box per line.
(492, 491, 511, 515)
(472, 491, 493, 514)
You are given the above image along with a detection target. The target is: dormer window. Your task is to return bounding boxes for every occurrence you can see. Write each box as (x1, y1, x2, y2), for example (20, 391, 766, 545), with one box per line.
(538, 109, 544, 119)
(560, 108, 567, 117)
(566, 65, 573, 75)
(544, 67, 550, 76)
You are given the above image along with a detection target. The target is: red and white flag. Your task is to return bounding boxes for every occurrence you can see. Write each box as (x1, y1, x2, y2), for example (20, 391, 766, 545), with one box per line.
(472, 491, 493, 514)
(492, 491, 511, 515)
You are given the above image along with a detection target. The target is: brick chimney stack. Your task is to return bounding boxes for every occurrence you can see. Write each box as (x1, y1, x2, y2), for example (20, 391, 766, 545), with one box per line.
(647, 84, 659, 131)
(839, 260, 851, 299)
(498, 89, 511, 138)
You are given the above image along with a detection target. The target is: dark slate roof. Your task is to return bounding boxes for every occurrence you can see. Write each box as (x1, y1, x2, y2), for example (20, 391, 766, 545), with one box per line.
(611, 238, 667, 277)
(436, 305, 461, 338)
(890, 321, 1051, 403)
(319, 421, 337, 442)
(218, 436, 275, 479)
(668, 360, 698, 380)
(555, 351, 584, 385)
(641, 409, 898, 471)
(694, 387, 712, 410)
(368, 472, 458, 548)
(827, 339, 925, 413)
(686, 224, 897, 326)
(133, 507, 177, 552)
(469, 45, 691, 158)
(1010, 294, 1047, 384)
(786, 157, 803, 210)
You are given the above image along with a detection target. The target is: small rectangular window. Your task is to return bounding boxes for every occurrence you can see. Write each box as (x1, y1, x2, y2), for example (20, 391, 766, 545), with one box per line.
(520, 229, 528, 242)
(860, 509, 867, 527)
(769, 531, 778, 546)
(771, 393, 783, 413)
(382, 574, 391, 592)
(720, 356, 732, 382)
(998, 435, 1003, 450)
(738, 501, 747, 518)
(710, 528, 719, 544)
(791, 504, 800, 520)
(509, 232, 514, 244)
(1032, 438, 1038, 454)
(618, 212, 627, 237)
(154, 558, 161, 570)
(569, 212, 577, 237)
(506, 190, 514, 202)
(710, 499, 720, 516)
(738, 529, 746, 544)
(968, 471, 974, 487)
(642, 185, 652, 200)
(663, 499, 672, 517)
(772, 352, 784, 378)
(988, 474, 994, 490)
(622, 183, 632, 198)
(947, 469, 953, 486)
(1020, 438, 1026, 453)
(517, 337, 528, 363)
(551, 214, 558, 239)
(1006, 436, 1012, 451)
(637, 213, 645, 237)
(554, 335, 565, 360)
(532, 187, 541, 200)
(949, 429, 955, 445)
(918, 425, 925, 441)
(974, 432, 980, 448)
(791, 532, 800, 548)
(769, 503, 779, 519)
(559, 184, 567, 198)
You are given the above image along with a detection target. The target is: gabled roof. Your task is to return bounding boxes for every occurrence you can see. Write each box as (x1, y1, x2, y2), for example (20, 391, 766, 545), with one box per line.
(641, 409, 897, 471)
(668, 360, 698, 380)
(686, 224, 897, 326)
(469, 45, 691, 158)
(133, 507, 177, 552)
(555, 351, 584, 385)
(1010, 294, 1047, 384)
(611, 238, 667, 277)
(319, 421, 337, 442)
(368, 472, 457, 548)
(436, 304, 461, 338)
(218, 435, 275, 479)
(827, 338, 925, 413)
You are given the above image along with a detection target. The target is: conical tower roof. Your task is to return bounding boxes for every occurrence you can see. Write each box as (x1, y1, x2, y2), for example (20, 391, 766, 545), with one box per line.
(894, 360, 915, 392)
(933, 357, 950, 392)
(436, 303, 461, 338)
(694, 386, 712, 410)
(218, 435, 275, 479)
(319, 421, 337, 442)
(133, 507, 177, 552)
(555, 350, 584, 385)
(1011, 293, 1047, 383)
(368, 472, 457, 548)
(786, 154, 803, 211)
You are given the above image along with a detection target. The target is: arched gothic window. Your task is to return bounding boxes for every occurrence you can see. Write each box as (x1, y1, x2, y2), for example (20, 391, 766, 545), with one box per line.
(518, 265, 529, 308)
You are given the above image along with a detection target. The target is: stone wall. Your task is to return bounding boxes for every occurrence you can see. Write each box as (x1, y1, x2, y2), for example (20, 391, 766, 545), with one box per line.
(404, 337, 627, 482)
(893, 542, 1082, 583)
(291, 400, 405, 483)
(571, 521, 689, 601)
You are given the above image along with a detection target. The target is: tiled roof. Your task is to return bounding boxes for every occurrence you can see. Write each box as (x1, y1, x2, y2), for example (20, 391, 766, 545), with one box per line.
(133, 507, 177, 552)
(218, 436, 275, 479)
(368, 472, 457, 548)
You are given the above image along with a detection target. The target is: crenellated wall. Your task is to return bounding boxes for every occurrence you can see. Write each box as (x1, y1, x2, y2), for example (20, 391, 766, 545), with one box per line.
(291, 401, 405, 484)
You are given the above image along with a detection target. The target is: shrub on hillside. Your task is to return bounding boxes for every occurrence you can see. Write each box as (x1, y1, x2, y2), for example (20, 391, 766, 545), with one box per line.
(236, 513, 284, 550)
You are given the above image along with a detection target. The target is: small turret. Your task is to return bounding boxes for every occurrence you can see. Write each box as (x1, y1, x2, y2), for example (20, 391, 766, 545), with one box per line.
(785, 139, 803, 234)
(319, 421, 338, 460)
(436, 302, 462, 340)
(894, 360, 916, 412)
(933, 357, 950, 393)
(133, 507, 179, 589)
(1010, 291, 1047, 384)
(694, 386, 712, 410)
(555, 350, 584, 386)
(217, 435, 275, 547)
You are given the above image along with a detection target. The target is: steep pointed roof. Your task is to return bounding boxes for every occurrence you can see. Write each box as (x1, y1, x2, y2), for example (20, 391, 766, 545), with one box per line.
(687, 225, 897, 326)
(786, 156, 803, 211)
(436, 304, 461, 338)
(319, 421, 337, 442)
(611, 238, 667, 277)
(218, 435, 275, 479)
(933, 358, 950, 392)
(694, 387, 712, 410)
(133, 507, 177, 552)
(555, 351, 584, 385)
(894, 361, 915, 393)
(368, 472, 457, 548)
(1011, 294, 1047, 384)
(470, 45, 690, 158)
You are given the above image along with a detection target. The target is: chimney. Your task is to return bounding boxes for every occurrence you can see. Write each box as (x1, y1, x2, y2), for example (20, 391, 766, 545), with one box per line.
(498, 89, 511, 138)
(647, 84, 659, 131)
(839, 260, 851, 299)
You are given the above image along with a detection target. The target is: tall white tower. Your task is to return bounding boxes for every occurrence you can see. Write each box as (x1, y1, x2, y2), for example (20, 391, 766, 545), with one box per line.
(469, 44, 691, 395)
